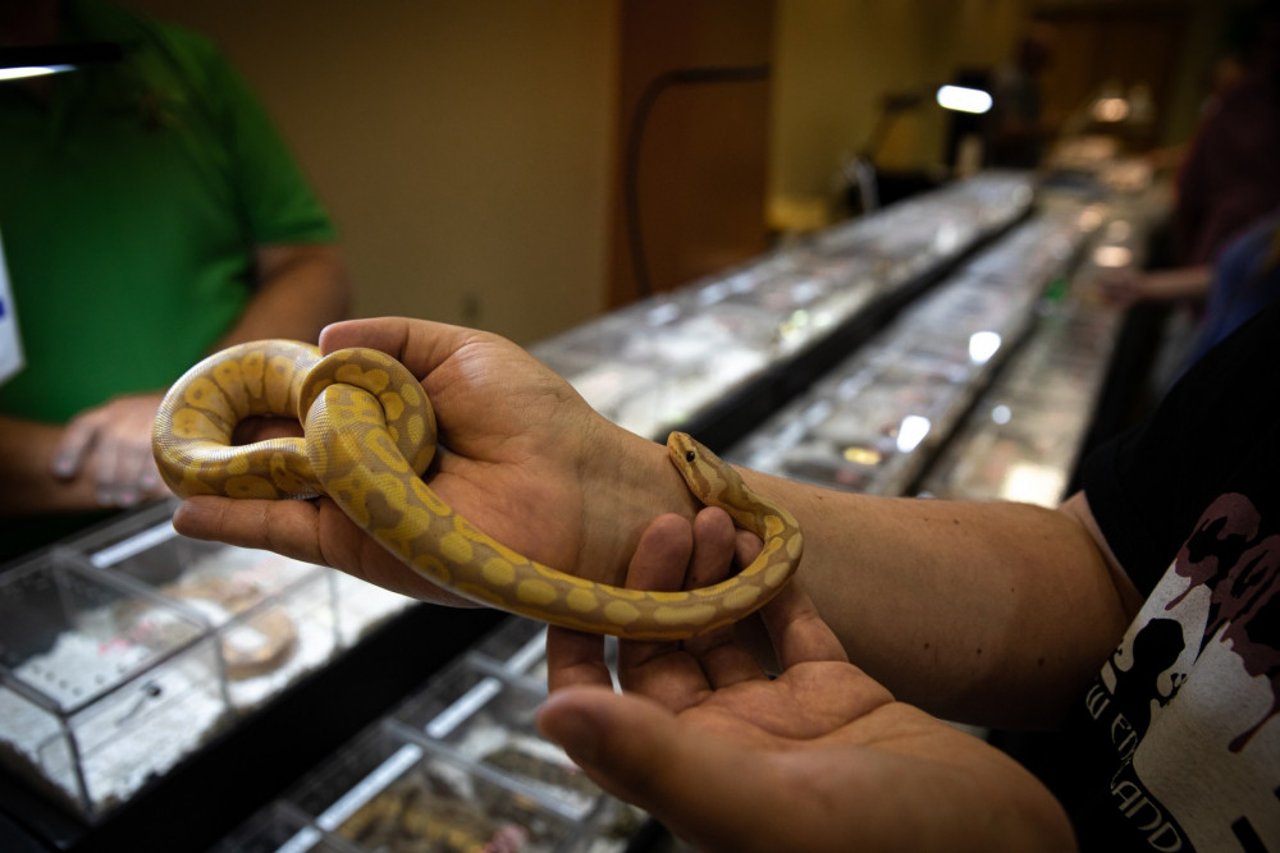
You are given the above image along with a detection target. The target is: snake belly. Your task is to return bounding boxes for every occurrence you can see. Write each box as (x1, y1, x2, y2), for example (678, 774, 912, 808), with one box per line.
(152, 339, 803, 640)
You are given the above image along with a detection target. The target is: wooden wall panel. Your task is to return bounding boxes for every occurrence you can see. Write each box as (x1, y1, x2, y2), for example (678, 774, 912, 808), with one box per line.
(610, 0, 775, 305)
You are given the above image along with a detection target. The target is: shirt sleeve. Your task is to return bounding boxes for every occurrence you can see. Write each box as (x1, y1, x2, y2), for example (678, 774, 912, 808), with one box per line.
(194, 40, 337, 246)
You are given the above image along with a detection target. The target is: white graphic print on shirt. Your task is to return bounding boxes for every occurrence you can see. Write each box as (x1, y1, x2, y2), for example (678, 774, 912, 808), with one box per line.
(1084, 493, 1278, 851)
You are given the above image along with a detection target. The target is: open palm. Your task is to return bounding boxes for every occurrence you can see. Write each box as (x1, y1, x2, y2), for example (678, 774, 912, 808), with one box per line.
(539, 510, 1074, 852)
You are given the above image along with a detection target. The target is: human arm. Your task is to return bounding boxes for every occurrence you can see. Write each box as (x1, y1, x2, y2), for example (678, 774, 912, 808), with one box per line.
(0, 415, 114, 513)
(736, 480, 1141, 728)
(1094, 264, 1212, 309)
(3, 243, 349, 515)
(210, 243, 350, 348)
(172, 315, 1139, 728)
(537, 509, 1076, 852)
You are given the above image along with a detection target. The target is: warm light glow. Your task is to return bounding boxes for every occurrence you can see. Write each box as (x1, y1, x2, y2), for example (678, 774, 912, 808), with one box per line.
(896, 416, 932, 453)
(1077, 205, 1106, 232)
(1091, 96, 1130, 123)
(0, 64, 73, 82)
(842, 446, 883, 466)
(968, 331, 1002, 364)
(999, 463, 1066, 507)
(936, 85, 994, 114)
(1093, 245, 1133, 268)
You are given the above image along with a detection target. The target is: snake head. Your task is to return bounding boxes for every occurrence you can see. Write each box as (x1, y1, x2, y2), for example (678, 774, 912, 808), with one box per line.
(665, 430, 700, 466)
(666, 431, 727, 497)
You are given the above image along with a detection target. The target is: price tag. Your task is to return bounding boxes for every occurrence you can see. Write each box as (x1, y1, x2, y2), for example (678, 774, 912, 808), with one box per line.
(0, 230, 25, 386)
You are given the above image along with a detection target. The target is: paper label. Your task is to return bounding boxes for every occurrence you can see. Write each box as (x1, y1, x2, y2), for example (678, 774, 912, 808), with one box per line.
(0, 230, 25, 387)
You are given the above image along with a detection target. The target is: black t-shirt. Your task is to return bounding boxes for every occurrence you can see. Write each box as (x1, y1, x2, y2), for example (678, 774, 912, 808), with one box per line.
(1068, 302, 1280, 850)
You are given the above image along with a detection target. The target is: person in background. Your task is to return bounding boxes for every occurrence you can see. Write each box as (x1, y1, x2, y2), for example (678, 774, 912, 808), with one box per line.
(983, 22, 1056, 170)
(1173, 1, 1280, 268)
(0, 0, 349, 562)
(1094, 2, 1280, 403)
(1100, 208, 1280, 377)
(172, 303, 1279, 850)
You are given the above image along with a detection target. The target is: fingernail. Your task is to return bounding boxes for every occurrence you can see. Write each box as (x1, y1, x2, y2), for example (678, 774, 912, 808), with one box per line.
(52, 455, 73, 476)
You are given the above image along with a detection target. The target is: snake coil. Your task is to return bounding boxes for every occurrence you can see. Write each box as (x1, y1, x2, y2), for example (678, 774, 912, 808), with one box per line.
(152, 339, 802, 640)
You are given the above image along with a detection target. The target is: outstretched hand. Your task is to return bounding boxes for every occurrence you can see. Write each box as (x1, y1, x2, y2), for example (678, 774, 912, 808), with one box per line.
(54, 392, 171, 508)
(538, 508, 1074, 852)
(171, 317, 697, 604)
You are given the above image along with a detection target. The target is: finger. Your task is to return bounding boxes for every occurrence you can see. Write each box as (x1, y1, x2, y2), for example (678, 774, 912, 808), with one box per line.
(735, 528, 764, 566)
(685, 507, 738, 589)
(91, 431, 130, 507)
(172, 496, 475, 606)
(761, 581, 850, 669)
(320, 317, 480, 380)
(52, 411, 104, 480)
(616, 514, 711, 708)
(111, 438, 152, 507)
(545, 626, 612, 693)
(682, 509, 766, 689)
(537, 686, 789, 851)
(623, 512, 694, 593)
(138, 455, 167, 499)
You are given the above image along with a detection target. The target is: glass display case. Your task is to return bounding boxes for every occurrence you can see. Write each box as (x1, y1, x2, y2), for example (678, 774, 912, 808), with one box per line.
(918, 203, 1152, 507)
(217, 618, 646, 853)
(70, 503, 340, 715)
(532, 172, 1035, 439)
(0, 550, 229, 820)
(726, 205, 1100, 496)
(0, 499, 421, 824)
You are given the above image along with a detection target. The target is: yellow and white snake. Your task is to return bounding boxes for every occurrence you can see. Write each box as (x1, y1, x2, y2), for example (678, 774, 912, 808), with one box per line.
(151, 340, 803, 640)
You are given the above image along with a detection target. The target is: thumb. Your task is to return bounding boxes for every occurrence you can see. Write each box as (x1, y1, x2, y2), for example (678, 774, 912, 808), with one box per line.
(536, 686, 777, 849)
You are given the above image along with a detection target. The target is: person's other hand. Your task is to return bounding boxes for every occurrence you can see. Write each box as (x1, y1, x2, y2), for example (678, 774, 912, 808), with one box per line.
(171, 317, 696, 606)
(538, 508, 1074, 852)
(1094, 268, 1147, 308)
(53, 392, 170, 507)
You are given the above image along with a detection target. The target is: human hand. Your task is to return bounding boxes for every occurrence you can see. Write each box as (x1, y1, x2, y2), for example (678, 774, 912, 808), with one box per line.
(538, 509, 1074, 852)
(171, 317, 697, 605)
(53, 392, 171, 508)
(1094, 268, 1147, 308)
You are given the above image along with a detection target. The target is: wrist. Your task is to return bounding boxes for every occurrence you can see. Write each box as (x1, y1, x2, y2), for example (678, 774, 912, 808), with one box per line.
(574, 418, 701, 583)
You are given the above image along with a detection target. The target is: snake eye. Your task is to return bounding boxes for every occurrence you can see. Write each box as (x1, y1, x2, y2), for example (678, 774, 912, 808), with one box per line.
(685, 450, 696, 463)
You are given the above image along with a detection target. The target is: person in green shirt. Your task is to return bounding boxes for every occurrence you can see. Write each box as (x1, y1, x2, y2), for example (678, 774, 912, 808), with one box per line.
(0, 0, 350, 561)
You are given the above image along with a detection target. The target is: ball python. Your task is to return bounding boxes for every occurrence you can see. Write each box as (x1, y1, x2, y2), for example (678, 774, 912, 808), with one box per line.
(151, 339, 803, 640)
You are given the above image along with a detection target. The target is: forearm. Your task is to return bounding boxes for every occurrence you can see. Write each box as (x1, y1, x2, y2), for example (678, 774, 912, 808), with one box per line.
(0, 416, 99, 514)
(214, 244, 351, 348)
(1138, 265, 1211, 302)
(740, 471, 1137, 728)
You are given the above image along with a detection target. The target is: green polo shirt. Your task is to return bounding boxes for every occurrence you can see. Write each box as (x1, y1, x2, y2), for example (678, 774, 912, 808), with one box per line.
(0, 0, 336, 424)
(0, 0, 335, 560)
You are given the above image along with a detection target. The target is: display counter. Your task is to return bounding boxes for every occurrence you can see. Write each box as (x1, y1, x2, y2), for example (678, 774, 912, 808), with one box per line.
(0, 171, 1164, 851)
(531, 171, 1034, 449)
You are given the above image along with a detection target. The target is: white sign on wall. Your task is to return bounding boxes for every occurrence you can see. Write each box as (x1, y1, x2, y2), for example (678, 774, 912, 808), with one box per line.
(0, 230, 25, 386)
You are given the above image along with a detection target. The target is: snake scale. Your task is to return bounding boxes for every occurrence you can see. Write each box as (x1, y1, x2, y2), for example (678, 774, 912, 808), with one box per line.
(151, 339, 803, 640)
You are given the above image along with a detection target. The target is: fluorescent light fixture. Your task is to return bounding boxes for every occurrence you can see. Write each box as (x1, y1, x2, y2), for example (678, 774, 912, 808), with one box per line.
(0, 64, 74, 82)
(0, 42, 122, 83)
(935, 84, 993, 114)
